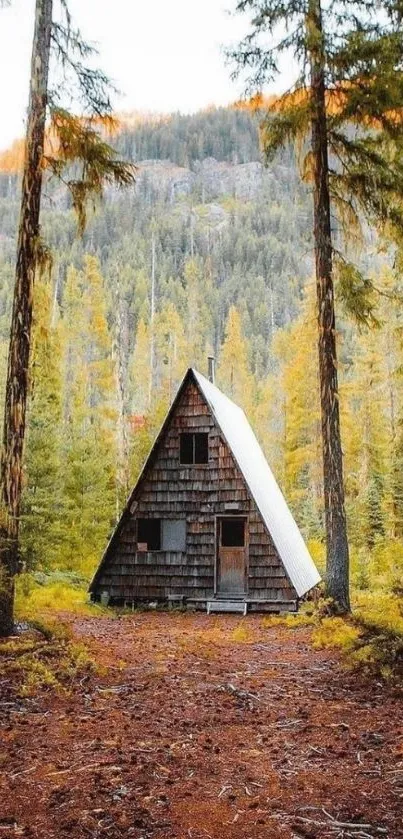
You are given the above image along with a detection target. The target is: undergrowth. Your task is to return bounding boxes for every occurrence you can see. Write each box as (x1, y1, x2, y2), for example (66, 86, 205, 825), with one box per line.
(0, 573, 104, 697)
(231, 621, 253, 643)
(262, 591, 403, 681)
(262, 610, 317, 630)
(311, 604, 403, 680)
(311, 616, 362, 653)
(9, 570, 403, 686)
(15, 572, 106, 621)
(350, 591, 403, 679)
(0, 622, 97, 697)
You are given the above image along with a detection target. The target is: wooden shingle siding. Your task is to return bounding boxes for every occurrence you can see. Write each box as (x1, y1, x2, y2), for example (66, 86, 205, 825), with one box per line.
(93, 378, 296, 605)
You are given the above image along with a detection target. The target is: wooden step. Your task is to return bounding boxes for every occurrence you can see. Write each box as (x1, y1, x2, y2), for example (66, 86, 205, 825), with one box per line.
(207, 600, 247, 615)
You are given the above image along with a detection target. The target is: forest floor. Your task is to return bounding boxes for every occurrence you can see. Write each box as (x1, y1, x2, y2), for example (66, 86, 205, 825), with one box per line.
(0, 612, 402, 839)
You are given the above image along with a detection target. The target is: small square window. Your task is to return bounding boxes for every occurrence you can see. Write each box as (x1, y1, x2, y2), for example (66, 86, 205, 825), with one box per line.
(137, 518, 161, 550)
(180, 432, 208, 464)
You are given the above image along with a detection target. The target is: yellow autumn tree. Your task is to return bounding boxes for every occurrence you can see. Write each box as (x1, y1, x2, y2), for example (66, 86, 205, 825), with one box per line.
(153, 303, 190, 402)
(58, 259, 117, 575)
(270, 287, 322, 538)
(184, 258, 215, 369)
(217, 306, 254, 415)
(252, 373, 285, 482)
(130, 319, 152, 414)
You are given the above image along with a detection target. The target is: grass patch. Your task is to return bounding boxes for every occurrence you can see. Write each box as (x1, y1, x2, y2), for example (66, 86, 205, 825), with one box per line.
(232, 621, 253, 643)
(307, 594, 403, 680)
(262, 611, 317, 630)
(15, 572, 106, 622)
(261, 591, 403, 680)
(311, 616, 362, 651)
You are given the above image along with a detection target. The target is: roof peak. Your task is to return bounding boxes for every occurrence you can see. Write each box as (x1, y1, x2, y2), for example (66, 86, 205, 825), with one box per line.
(190, 367, 245, 416)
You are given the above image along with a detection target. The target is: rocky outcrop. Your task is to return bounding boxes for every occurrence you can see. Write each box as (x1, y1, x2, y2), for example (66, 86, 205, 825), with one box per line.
(193, 158, 265, 201)
(134, 157, 268, 204)
(137, 160, 195, 201)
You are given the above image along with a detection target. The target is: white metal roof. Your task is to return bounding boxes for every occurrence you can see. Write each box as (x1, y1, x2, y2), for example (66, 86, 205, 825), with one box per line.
(193, 369, 321, 598)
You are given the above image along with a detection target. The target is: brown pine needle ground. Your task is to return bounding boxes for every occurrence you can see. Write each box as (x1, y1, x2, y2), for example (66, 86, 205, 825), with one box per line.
(0, 612, 402, 838)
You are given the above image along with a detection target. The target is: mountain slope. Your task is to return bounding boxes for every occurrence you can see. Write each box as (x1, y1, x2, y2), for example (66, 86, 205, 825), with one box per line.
(0, 106, 313, 376)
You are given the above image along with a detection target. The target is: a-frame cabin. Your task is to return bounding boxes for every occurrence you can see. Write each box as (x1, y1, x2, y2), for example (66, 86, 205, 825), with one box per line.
(90, 368, 320, 613)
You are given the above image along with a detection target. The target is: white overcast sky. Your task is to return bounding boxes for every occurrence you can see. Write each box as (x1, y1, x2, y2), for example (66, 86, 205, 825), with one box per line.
(0, 0, 262, 151)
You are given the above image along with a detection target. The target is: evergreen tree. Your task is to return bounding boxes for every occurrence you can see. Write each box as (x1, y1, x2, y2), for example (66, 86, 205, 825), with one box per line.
(131, 319, 152, 414)
(153, 304, 190, 402)
(183, 258, 215, 368)
(391, 427, 403, 539)
(349, 334, 388, 549)
(82, 256, 116, 418)
(0, 0, 135, 633)
(217, 307, 254, 414)
(59, 258, 116, 577)
(271, 289, 323, 538)
(20, 278, 63, 570)
(230, 0, 403, 612)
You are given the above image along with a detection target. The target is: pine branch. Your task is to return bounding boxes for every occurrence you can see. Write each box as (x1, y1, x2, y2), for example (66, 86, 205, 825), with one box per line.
(44, 109, 136, 234)
(260, 92, 311, 160)
(333, 251, 380, 327)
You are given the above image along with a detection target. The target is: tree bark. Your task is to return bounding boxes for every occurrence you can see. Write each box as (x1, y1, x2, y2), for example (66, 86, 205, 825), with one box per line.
(308, 0, 350, 612)
(0, 0, 52, 635)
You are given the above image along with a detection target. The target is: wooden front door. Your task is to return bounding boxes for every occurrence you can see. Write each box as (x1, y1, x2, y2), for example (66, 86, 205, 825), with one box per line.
(217, 517, 246, 596)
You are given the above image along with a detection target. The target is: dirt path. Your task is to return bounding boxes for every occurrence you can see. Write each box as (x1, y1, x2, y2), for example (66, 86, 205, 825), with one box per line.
(1, 613, 402, 838)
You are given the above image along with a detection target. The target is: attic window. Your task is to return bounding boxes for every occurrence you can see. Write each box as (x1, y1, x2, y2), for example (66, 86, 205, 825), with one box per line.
(137, 518, 161, 551)
(180, 433, 209, 464)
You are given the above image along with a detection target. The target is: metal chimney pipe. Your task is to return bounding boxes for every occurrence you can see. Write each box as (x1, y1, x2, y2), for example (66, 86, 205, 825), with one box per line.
(208, 356, 215, 384)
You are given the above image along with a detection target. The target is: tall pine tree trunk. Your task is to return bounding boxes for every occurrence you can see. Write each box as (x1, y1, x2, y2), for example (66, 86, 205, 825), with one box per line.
(308, 0, 350, 612)
(0, 0, 52, 635)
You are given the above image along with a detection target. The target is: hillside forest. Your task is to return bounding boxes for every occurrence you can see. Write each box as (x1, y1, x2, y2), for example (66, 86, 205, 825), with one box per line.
(0, 106, 402, 601)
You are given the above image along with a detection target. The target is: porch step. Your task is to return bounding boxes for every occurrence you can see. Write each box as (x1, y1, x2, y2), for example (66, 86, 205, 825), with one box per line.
(207, 600, 247, 615)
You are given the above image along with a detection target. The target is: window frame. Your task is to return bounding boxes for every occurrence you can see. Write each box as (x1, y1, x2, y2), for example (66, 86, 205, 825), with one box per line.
(179, 431, 209, 465)
(136, 518, 187, 552)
